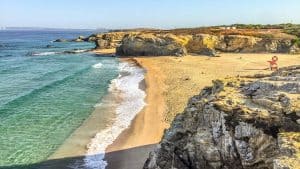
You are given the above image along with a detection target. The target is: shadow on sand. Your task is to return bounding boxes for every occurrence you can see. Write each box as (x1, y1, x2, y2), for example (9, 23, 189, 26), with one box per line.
(0, 144, 156, 169)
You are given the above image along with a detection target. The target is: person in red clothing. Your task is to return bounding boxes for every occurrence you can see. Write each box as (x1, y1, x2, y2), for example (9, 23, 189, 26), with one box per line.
(267, 56, 278, 71)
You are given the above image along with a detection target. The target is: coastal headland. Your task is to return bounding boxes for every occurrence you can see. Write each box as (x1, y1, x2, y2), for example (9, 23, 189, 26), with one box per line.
(53, 25, 300, 169)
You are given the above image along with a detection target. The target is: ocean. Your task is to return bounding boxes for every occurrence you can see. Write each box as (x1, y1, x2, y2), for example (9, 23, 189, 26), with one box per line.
(0, 30, 145, 169)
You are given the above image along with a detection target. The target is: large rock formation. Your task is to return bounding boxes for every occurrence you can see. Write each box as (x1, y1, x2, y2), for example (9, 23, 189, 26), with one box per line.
(114, 33, 300, 56)
(56, 29, 300, 56)
(144, 66, 300, 169)
(185, 34, 218, 56)
(95, 32, 129, 49)
(187, 34, 300, 54)
(116, 33, 188, 56)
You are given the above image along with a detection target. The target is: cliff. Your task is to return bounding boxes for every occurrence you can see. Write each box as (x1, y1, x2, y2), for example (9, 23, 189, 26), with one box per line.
(144, 65, 300, 169)
(116, 33, 300, 56)
(116, 33, 189, 56)
(55, 27, 300, 56)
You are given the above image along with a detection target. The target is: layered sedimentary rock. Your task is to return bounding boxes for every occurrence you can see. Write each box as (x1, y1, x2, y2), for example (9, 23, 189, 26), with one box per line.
(116, 33, 188, 56)
(144, 66, 300, 169)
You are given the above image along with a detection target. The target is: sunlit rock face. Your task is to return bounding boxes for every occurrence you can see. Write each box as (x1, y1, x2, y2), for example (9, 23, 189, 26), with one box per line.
(116, 33, 188, 57)
(144, 65, 300, 169)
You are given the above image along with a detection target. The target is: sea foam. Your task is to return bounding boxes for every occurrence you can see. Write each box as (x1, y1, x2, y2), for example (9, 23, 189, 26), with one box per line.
(83, 62, 146, 169)
(32, 51, 58, 56)
(92, 63, 103, 69)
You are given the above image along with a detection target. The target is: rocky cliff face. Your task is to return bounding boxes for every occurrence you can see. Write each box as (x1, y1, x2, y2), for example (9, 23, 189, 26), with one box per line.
(187, 34, 300, 55)
(116, 33, 188, 56)
(94, 32, 129, 49)
(114, 33, 300, 56)
(56, 31, 300, 56)
(144, 66, 300, 169)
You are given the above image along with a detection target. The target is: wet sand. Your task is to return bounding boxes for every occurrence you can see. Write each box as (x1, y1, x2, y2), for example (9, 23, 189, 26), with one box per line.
(47, 89, 120, 167)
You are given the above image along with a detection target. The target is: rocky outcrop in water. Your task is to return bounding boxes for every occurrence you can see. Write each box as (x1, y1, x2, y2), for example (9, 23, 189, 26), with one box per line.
(54, 38, 68, 42)
(144, 66, 300, 169)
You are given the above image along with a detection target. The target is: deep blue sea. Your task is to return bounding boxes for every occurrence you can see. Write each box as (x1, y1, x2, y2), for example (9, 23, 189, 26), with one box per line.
(0, 30, 119, 168)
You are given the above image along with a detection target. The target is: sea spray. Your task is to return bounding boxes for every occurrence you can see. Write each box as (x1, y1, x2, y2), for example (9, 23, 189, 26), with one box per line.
(84, 62, 146, 169)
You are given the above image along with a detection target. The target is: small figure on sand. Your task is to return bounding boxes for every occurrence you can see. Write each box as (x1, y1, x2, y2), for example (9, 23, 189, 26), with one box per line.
(267, 56, 278, 71)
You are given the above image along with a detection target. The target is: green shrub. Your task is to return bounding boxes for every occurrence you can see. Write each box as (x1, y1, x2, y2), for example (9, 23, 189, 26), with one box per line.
(284, 28, 300, 37)
(292, 38, 300, 47)
(258, 34, 274, 39)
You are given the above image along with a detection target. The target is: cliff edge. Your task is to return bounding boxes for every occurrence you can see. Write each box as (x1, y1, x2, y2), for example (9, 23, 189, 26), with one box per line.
(144, 66, 300, 169)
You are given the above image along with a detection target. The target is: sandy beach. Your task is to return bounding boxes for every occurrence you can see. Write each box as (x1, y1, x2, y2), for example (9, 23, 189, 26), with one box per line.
(103, 52, 300, 169)
(46, 49, 300, 169)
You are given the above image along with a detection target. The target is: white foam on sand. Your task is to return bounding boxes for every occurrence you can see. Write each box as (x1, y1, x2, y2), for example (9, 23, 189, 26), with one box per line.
(92, 63, 103, 69)
(83, 62, 146, 169)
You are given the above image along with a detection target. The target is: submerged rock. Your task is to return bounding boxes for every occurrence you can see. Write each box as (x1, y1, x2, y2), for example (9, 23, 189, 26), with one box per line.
(144, 65, 300, 169)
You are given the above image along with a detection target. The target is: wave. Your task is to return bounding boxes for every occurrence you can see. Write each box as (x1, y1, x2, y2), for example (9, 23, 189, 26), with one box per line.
(32, 51, 59, 56)
(92, 63, 103, 69)
(83, 62, 146, 169)
(26, 49, 91, 56)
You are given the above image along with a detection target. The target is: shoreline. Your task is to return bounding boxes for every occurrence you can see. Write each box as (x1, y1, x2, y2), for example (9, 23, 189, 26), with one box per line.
(104, 57, 169, 169)
(84, 58, 147, 169)
(48, 50, 148, 169)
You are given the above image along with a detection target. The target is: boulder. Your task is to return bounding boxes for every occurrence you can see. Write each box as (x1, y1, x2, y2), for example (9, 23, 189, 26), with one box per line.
(116, 33, 188, 56)
(72, 36, 86, 42)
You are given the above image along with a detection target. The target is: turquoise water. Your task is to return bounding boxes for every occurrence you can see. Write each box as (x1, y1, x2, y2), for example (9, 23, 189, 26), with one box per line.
(0, 31, 119, 168)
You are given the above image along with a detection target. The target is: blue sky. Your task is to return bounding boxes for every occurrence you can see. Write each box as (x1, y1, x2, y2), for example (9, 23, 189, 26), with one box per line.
(0, 0, 299, 29)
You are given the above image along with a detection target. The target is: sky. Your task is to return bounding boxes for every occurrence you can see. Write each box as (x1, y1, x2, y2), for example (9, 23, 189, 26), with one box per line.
(0, 0, 300, 29)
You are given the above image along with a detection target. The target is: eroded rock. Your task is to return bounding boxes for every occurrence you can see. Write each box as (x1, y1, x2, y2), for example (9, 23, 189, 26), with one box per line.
(144, 66, 300, 169)
(116, 33, 188, 56)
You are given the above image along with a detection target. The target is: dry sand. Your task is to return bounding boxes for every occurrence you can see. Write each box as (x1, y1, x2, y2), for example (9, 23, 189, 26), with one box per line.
(104, 53, 300, 169)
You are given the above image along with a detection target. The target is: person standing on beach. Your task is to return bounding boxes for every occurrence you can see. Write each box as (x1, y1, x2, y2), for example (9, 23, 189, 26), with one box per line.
(267, 56, 278, 71)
